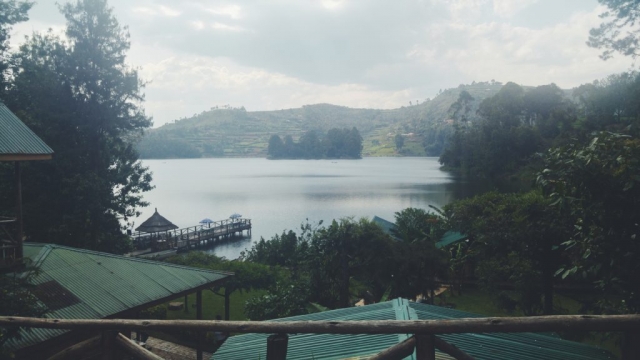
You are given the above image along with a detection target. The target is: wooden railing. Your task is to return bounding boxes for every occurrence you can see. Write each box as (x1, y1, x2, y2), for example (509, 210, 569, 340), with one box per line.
(2, 314, 640, 360)
(133, 218, 252, 250)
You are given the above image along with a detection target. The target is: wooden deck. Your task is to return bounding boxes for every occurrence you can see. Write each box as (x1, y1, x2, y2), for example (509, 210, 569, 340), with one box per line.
(129, 218, 251, 258)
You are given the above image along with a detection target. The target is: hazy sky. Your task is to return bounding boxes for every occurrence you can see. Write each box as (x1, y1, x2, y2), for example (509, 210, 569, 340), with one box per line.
(12, 0, 634, 127)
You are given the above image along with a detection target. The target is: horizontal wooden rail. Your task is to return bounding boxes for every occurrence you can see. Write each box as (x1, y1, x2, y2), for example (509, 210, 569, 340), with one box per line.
(2, 315, 640, 334)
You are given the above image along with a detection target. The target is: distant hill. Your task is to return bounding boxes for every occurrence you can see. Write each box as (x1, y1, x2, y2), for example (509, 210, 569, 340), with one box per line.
(137, 81, 505, 159)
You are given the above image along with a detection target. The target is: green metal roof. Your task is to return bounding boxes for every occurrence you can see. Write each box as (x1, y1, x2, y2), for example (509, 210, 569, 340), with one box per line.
(435, 231, 467, 249)
(213, 299, 613, 360)
(372, 216, 400, 241)
(0, 103, 53, 159)
(7, 243, 231, 351)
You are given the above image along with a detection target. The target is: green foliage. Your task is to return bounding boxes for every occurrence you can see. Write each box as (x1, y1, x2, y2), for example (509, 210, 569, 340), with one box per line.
(2, 0, 153, 253)
(538, 132, 640, 312)
(139, 305, 167, 320)
(268, 127, 363, 159)
(0, 268, 47, 359)
(166, 252, 279, 294)
(0, 0, 32, 94)
(445, 191, 567, 315)
(137, 132, 201, 159)
(588, 0, 640, 59)
(244, 279, 310, 320)
(394, 134, 404, 150)
(440, 82, 573, 179)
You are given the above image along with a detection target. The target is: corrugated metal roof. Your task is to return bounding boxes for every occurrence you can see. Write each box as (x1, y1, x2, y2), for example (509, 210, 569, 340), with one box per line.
(212, 299, 613, 360)
(6, 243, 231, 351)
(435, 231, 467, 249)
(0, 103, 53, 158)
(372, 216, 400, 241)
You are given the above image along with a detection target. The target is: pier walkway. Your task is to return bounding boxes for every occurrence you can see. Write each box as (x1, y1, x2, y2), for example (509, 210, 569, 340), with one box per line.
(129, 218, 251, 258)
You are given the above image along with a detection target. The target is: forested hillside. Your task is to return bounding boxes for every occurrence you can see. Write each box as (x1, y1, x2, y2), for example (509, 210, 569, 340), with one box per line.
(137, 81, 504, 158)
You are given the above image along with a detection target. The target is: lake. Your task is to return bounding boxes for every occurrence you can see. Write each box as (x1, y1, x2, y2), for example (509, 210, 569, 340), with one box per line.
(134, 157, 469, 259)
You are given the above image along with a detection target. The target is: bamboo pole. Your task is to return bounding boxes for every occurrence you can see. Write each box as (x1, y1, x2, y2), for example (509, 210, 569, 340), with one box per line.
(115, 333, 164, 360)
(2, 314, 640, 334)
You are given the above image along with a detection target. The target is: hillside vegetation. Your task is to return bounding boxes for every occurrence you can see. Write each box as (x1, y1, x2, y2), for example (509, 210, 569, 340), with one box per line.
(137, 81, 504, 158)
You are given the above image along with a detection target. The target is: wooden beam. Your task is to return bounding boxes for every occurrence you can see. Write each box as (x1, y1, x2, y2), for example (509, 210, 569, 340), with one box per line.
(196, 290, 203, 360)
(14, 162, 22, 261)
(47, 335, 101, 360)
(368, 336, 415, 360)
(415, 335, 435, 360)
(3, 314, 640, 335)
(434, 336, 476, 360)
(622, 332, 640, 360)
(101, 330, 116, 360)
(266, 334, 288, 360)
(115, 333, 164, 360)
(0, 154, 52, 161)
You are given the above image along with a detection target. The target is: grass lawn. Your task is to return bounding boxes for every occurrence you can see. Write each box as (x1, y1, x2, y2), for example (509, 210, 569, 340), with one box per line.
(164, 287, 266, 321)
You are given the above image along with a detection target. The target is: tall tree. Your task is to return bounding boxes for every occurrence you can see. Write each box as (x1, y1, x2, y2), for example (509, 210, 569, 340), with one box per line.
(588, 0, 640, 60)
(0, 0, 32, 94)
(538, 132, 640, 312)
(7, 0, 152, 253)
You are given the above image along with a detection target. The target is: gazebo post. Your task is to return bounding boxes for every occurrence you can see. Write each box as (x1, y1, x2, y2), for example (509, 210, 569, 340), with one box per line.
(14, 161, 23, 260)
(196, 290, 203, 360)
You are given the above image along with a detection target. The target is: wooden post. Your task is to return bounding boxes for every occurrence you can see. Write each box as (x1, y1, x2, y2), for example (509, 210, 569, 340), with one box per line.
(266, 334, 288, 360)
(196, 290, 203, 360)
(415, 334, 435, 360)
(224, 287, 231, 321)
(101, 330, 117, 360)
(622, 332, 640, 360)
(14, 162, 23, 261)
(115, 333, 164, 360)
(184, 294, 189, 313)
(369, 336, 416, 360)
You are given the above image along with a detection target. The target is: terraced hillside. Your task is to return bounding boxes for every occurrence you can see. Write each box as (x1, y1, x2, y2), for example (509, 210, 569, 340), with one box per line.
(137, 81, 505, 158)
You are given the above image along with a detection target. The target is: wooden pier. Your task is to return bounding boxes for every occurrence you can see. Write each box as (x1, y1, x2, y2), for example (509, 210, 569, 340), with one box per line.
(129, 218, 251, 258)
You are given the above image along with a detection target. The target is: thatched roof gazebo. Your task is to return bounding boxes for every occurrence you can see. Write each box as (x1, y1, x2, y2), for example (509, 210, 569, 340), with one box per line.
(135, 208, 178, 233)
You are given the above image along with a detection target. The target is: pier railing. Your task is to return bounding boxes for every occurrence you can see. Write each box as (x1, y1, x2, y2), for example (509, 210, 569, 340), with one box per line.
(133, 218, 251, 250)
(2, 314, 640, 360)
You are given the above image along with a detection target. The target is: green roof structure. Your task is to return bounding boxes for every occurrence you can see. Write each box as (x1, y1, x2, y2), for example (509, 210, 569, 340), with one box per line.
(0, 103, 53, 161)
(213, 298, 613, 360)
(7, 243, 232, 353)
(435, 231, 467, 249)
(372, 215, 400, 241)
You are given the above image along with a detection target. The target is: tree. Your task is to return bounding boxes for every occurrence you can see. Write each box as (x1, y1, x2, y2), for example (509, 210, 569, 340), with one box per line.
(6, 0, 153, 253)
(448, 90, 474, 122)
(538, 132, 640, 312)
(267, 134, 285, 158)
(391, 208, 449, 303)
(446, 192, 567, 315)
(394, 134, 404, 150)
(588, 0, 640, 59)
(0, 0, 32, 94)
(0, 267, 47, 360)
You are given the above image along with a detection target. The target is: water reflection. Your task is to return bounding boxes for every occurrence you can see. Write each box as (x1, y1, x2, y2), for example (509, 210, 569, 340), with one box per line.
(136, 157, 465, 259)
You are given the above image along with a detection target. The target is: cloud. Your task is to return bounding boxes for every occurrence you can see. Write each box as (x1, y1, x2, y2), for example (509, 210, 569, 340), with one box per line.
(206, 5, 242, 19)
(492, 0, 539, 17)
(8, 0, 635, 127)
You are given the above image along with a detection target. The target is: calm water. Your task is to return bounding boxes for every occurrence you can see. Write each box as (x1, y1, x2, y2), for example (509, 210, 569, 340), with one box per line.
(134, 157, 468, 259)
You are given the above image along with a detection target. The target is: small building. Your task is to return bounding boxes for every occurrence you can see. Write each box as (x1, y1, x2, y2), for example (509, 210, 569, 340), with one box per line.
(6, 243, 232, 359)
(135, 208, 179, 233)
(0, 102, 53, 270)
(213, 298, 613, 360)
(372, 215, 400, 241)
